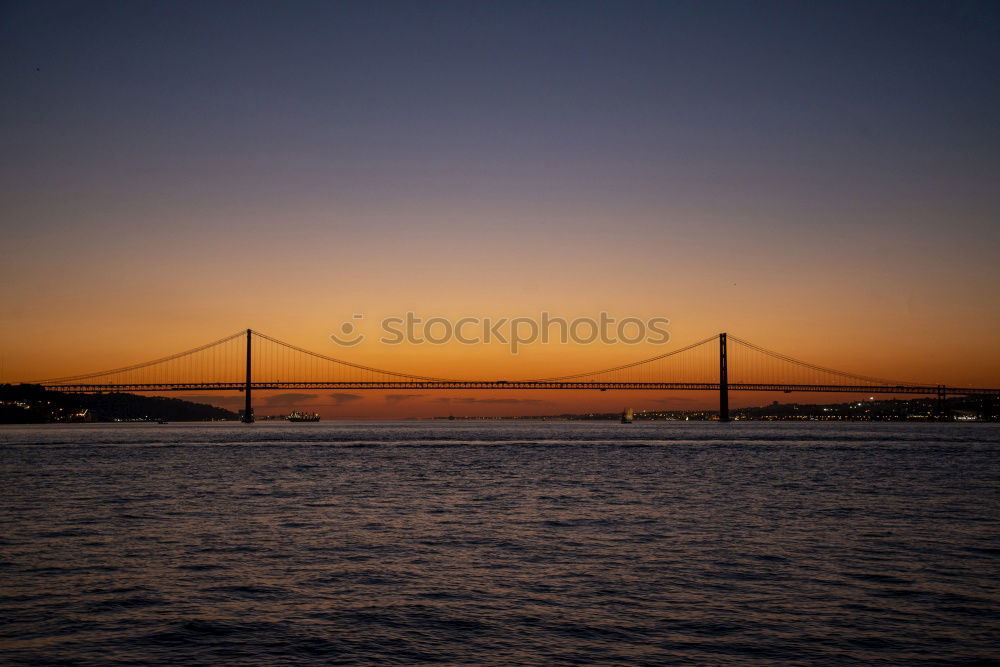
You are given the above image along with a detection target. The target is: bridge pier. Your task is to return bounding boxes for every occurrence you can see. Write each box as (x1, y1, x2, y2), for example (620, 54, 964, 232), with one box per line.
(981, 395, 997, 422)
(719, 332, 729, 422)
(243, 328, 254, 423)
(935, 385, 949, 422)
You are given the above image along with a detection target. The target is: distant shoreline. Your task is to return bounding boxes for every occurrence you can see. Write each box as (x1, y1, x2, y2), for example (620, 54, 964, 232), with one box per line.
(2, 385, 995, 423)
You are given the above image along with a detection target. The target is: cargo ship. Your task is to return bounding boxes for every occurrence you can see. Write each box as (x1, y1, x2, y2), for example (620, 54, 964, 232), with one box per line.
(287, 411, 320, 422)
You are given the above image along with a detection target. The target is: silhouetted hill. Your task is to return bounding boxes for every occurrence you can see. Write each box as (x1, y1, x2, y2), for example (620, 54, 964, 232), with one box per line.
(0, 384, 237, 423)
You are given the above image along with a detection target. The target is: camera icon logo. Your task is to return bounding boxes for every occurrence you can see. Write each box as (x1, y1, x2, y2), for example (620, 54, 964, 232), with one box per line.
(329, 314, 365, 346)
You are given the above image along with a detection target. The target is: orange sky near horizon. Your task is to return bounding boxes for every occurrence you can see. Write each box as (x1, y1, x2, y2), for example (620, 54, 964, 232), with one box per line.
(2, 279, 998, 418)
(3, 196, 999, 417)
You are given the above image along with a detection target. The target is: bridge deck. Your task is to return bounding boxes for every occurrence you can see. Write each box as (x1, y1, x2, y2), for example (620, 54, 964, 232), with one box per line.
(39, 382, 1000, 396)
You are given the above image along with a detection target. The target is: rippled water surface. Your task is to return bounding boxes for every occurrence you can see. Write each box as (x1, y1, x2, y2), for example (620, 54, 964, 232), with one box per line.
(1, 421, 998, 664)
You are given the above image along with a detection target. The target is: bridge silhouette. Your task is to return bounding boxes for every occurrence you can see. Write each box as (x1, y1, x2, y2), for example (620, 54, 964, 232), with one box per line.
(29, 329, 1000, 423)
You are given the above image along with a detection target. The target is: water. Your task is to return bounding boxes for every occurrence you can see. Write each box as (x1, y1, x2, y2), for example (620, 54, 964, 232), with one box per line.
(1, 421, 998, 664)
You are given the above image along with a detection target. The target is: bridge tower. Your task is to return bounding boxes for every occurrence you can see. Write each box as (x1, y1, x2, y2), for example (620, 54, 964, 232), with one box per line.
(243, 328, 254, 423)
(719, 332, 729, 422)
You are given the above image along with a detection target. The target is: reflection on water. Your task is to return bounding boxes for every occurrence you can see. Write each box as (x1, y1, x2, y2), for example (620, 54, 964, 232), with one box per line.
(1, 422, 998, 664)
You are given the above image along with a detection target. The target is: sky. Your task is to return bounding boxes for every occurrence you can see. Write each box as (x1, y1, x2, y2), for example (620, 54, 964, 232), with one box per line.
(1, 0, 998, 417)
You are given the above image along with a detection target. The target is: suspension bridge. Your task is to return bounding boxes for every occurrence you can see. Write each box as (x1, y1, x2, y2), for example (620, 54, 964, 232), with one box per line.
(26, 329, 1000, 422)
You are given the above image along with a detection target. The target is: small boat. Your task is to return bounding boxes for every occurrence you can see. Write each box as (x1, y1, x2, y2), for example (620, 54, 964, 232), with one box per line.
(157, 419, 168, 424)
(621, 408, 634, 424)
(287, 411, 320, 422)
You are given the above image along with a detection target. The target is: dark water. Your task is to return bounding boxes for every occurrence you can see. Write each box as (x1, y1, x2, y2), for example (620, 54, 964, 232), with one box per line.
(1, 421, 998, 665)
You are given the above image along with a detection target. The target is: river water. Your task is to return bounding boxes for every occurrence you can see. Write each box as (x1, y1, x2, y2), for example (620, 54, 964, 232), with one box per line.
(1, 421, 998, 664)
